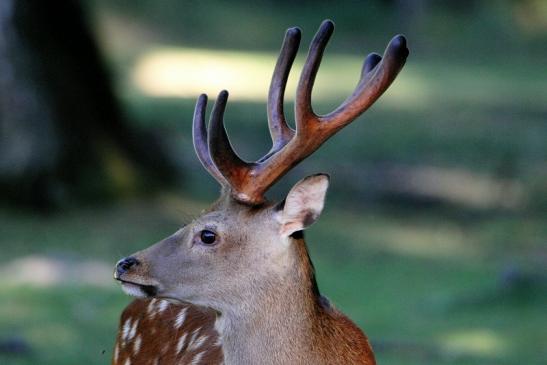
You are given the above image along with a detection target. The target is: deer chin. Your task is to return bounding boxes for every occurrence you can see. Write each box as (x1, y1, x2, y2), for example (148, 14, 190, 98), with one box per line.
(117, 278, 160, 298)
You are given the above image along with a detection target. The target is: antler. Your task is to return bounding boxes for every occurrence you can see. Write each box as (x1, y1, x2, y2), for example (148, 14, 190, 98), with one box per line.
(193, 20, 409, 204)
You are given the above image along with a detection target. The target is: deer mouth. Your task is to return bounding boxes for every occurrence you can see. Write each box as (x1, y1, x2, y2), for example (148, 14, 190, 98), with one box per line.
(116, 278, 158, 298)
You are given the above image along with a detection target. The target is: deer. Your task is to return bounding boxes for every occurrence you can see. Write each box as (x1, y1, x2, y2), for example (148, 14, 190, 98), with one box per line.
(112, 20, 408, 365)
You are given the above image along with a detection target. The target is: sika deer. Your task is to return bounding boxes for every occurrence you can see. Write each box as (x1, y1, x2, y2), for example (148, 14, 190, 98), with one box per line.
(113, 20, 408, 365)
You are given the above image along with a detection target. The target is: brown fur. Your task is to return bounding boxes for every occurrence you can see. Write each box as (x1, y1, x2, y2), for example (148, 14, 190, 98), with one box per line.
(112, 299, 222, 364)
(295, 237, 375, 364)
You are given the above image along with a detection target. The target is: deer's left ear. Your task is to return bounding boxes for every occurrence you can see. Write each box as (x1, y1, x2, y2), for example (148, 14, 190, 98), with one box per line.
(278, 174, 330, 238)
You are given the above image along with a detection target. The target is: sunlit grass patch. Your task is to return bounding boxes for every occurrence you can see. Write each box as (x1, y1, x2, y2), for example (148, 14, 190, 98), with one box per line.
(312, 210, 480, 261)
(129, 46, 547, 114)
(130, 46, 422, 106)
(439, 328, 508, 357)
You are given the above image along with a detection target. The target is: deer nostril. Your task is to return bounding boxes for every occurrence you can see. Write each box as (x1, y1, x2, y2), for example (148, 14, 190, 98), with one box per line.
(116, 257, 139, 275)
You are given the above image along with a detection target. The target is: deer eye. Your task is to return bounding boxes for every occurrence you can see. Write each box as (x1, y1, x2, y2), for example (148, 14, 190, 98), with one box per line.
(199, 230, 217, 245)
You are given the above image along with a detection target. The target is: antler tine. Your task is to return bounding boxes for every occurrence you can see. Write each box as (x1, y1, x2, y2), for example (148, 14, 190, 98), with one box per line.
(295, 19, 334, 132)
(267, 27, 300, 150)
(363, 53, 382, 74)
(322, 34, 408, 129)
(361, 52, 382, 83)
(192, 94, 228, 186)
(207, 90, 256, 201)
(344, 52, 382, 101)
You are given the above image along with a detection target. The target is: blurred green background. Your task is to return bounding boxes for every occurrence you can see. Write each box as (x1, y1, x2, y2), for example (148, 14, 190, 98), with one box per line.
(1, 0, 546, 364)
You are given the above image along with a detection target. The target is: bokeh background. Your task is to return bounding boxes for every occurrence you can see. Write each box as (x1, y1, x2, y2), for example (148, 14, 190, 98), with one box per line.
(1, 1, 546, 364)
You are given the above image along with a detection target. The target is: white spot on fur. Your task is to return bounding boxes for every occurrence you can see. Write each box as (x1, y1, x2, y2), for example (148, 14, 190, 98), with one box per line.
(148, 298, 158, 319)
(128, 319, 139, 341)
(214, 336, 223, 347)
(189, 335, 208, 351)
(113, 344, 119, 362)
(133, 335, 142, 355)
(122, 318, 132, 343)
(147, 298, 157, 314)
(157, 300, 169, 313)
(176, 332, 188, 354)
(191, 351, 204, 365)
(174, 307, 188, 329)
(187, 328, 201, 350)
(124, 358, 131, 365)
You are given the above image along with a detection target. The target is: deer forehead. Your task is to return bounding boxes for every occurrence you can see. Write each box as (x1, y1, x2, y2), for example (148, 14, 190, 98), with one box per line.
(192, 204, 279, 235)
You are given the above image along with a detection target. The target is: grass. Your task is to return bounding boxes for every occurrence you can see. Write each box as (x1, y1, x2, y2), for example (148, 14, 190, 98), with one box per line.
(1, 197, 546, 364)
(0, 286, 121, 365)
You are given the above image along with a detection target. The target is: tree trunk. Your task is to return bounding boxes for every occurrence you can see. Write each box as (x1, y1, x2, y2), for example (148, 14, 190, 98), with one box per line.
(0, 0, 176, 210)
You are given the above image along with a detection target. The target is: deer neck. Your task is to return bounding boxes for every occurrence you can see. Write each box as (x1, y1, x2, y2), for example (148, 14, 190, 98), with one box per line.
(215, 236, 333, 365)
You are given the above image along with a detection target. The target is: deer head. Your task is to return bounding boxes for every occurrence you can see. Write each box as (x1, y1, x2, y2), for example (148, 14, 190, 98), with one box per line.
(114, 20, 407, 364)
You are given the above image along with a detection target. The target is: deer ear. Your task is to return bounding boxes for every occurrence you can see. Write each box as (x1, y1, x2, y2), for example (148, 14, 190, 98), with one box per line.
(278, 174, 330, 238)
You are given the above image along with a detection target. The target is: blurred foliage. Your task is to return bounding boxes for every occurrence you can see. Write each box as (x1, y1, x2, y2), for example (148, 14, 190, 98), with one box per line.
(1, 0, 546, 364)
(0, 0, 178, 209)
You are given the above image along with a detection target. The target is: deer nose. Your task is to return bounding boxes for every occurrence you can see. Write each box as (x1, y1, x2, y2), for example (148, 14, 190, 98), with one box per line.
(116, 257, 139, 276)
